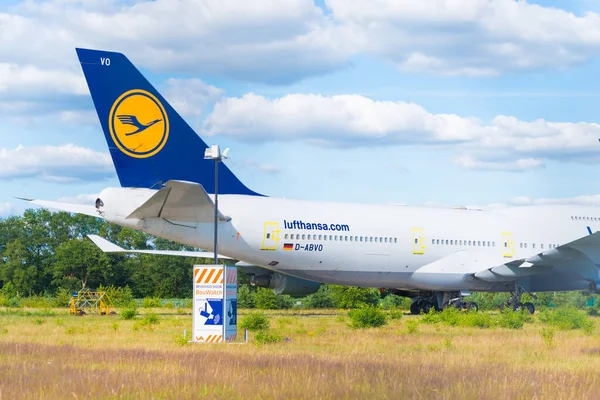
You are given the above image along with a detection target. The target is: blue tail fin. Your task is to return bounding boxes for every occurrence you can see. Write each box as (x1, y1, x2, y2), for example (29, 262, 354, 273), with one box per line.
(76, 48, 262, 196)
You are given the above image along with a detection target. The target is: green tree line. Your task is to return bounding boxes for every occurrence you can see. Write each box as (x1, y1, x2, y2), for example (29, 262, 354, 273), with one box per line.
(0, 209, 211, 299)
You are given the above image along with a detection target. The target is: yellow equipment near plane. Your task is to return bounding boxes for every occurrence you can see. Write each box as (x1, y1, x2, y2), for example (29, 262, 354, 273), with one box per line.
(69, 289, 116, 316)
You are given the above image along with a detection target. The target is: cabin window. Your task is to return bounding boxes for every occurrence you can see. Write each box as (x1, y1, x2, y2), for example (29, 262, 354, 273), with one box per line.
(541, 244, 544, 249)
(350, 236, 353, 242)
(394, 238, 397, 243)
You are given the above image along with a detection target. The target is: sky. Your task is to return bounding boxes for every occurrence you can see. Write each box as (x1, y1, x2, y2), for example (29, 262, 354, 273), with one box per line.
(4, 0, 600, 216)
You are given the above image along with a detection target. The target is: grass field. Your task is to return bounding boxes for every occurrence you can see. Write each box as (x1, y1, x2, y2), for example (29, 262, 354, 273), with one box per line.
(0, 307, 599, 399)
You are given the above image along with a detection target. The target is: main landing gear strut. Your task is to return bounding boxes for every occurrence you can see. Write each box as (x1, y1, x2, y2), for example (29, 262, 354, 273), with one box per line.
(500, 281, 536, 314)
(408, 291, 478, 315)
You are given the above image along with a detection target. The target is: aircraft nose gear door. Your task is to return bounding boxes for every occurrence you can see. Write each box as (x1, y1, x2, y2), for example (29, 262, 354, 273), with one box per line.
(261, 222, 280, 251)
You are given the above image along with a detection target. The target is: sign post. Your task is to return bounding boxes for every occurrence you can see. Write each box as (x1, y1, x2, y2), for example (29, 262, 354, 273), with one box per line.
(192, 265, 237, 343)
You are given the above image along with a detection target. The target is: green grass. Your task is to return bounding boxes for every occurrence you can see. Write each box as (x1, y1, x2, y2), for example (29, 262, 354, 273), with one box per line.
(0, 306, 599, 399)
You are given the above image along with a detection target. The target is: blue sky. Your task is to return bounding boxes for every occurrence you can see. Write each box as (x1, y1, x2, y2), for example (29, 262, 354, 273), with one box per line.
(3, 0, 600, 216)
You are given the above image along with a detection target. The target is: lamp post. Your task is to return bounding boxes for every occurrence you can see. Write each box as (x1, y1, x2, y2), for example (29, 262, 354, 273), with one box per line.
(204, 144, 229, 265)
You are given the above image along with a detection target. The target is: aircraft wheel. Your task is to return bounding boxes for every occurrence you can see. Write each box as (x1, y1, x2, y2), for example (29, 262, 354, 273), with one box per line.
(410, 301, 420, 315)
(109, 311, 117, 316)
(422, 302, 432, 314)
(513, 302, 523, 312)
(466, 302, 479, 312)
(77, 310, 86, 317)
(523, 302, 535, 315)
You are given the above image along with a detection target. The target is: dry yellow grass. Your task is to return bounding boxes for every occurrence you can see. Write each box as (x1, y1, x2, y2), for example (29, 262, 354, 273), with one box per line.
(0, 307, 599, 399)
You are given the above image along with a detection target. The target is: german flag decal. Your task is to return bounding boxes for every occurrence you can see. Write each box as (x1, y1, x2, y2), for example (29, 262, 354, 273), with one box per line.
(283, 243, 294, 250)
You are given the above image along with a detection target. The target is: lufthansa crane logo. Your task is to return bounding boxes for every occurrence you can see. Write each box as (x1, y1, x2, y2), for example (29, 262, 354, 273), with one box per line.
(108, 89, 169, 158)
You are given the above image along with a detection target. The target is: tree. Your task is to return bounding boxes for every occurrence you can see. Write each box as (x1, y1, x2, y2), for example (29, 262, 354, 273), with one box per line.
(53, 238, 111, 290)
(330, 285, 380, 308)
(0, 240, 38, 296)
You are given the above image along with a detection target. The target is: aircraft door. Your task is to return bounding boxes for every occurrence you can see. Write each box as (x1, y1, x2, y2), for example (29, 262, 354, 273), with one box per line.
(261, 222, 280, 251)
(502, 232, 514, 258)
(412, 228, 426, 255)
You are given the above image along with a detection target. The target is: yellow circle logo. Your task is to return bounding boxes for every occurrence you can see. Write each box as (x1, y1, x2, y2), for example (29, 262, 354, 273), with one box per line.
(108, 89, 169, 158)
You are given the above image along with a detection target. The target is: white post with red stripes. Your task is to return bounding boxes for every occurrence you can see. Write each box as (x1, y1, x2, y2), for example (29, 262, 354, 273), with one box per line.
(192, 265, 237, 343)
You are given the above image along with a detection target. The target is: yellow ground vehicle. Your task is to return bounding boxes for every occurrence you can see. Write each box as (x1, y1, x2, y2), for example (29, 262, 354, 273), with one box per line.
(69, 289, 116, 316)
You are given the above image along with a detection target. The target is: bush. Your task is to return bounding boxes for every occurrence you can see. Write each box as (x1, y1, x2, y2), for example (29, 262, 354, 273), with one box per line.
(20, 295, 53, 308)
(0, 293, 8, 307)
(143, 313, 159, 325)
(52, 289, 73, 308)
(380, 294, 405, 310)
(304, 285, 335, 309)
(538, 308, 594, 331)
(277, 294, 294, 309)
(255, 330, 283, 344)
(254, 288, 278, 309)
(330, 286, 380, 309)
(405, 319, 419, 334)
(421, 308, 493, 329)
(240, 312, 270, 331)
(8, 297, 20, 308)
(99, 285, 134, 307)
(497, 309, 527, 329)
(141, 297, 161, 308)
(388, 309, 403, 320)
(237, 285, 255, 308)
(121, 307, 138, 320)
(348, 306, 387, 329)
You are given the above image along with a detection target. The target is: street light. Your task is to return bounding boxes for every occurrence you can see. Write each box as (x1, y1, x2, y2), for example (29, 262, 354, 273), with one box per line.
(204, 144, 229, 265)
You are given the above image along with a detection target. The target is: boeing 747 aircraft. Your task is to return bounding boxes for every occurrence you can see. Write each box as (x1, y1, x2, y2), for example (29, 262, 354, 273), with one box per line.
(26, 49, 600, 315)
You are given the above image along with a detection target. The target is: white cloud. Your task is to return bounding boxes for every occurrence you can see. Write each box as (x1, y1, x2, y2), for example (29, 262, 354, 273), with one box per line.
(0, 144, 114, 182)
(326, 0, 600, 75)
(204, 92, 600, 170)
(0, 63, 87, 97)
(163, 78, 224, 117)
(244, 159, 281, 175)
(454, 156, 545, 171)
(1, 0, 349, 84)
(59, 110, 97, 125)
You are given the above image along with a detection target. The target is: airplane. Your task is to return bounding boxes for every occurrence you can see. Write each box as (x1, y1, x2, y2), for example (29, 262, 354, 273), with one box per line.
(25, 48, 600, 315)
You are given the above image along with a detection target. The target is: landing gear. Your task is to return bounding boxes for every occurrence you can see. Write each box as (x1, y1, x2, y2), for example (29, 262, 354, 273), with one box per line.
(501, 282, 536, 314)
(409, 296, 437, 315)
(454, 301, 479, 312)
(409, 293, 439, 315)
(409, 291, 477, 314)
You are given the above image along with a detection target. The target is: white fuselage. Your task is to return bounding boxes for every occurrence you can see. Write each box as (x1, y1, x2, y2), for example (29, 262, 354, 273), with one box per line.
(100, 187, 600, 293)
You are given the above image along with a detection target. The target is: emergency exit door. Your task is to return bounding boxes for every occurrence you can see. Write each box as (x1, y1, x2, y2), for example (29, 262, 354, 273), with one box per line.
(261, 222, 280, 251)
(412, 228, 426, 255)
(502, 232, 514, 258)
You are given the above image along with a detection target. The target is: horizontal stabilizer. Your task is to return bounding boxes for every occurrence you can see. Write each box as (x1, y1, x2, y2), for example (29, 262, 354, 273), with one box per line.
(19, 198, 100, 218)
(127, 180, 231, 222)
(88, 235, 232, 259)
